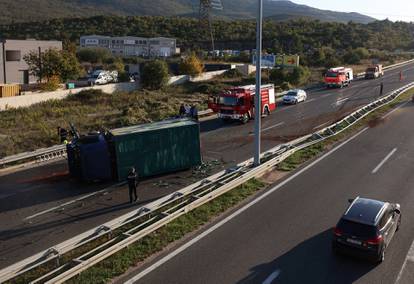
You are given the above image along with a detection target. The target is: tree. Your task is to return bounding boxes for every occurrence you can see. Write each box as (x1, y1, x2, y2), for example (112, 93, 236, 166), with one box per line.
(76, 48, 112, 64)
(288, 66, 310, 86)
(141, 60, 170, 90)
(269, 68, 290, 85)
(179, 53, 204, 76)
(343, 49, 361, 64)
(24, 48, 82, 82)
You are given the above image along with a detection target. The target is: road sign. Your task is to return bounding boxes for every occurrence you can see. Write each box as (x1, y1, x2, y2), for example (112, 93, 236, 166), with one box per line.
(252, 54, 275, 67)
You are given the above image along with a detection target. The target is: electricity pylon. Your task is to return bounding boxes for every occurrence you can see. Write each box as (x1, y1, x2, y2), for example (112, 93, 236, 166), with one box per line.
(199, 0, 223, 53)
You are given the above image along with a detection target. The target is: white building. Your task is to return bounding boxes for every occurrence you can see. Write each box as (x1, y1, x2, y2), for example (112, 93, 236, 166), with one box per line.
(80, 35, 178, 57)
(0, 39, 62, 84)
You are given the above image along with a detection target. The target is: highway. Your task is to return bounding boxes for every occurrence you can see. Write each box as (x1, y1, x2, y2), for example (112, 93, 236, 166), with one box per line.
(0, 62, 413, 271)
(121, 84, 414, 284)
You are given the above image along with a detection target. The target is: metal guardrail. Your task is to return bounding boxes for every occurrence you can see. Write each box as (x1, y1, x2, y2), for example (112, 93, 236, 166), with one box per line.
(0, 144, 66, 168)
(2, 80, 413, 284)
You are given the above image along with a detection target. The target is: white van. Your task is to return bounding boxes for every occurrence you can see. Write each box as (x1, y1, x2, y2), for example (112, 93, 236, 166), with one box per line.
(88, 70, 111, 85)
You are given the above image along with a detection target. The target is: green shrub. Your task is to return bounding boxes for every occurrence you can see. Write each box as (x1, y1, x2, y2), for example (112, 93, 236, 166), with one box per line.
(221, 68, 243, 79)
(39, 76, 60, 92)
(141, 60, 170, 90)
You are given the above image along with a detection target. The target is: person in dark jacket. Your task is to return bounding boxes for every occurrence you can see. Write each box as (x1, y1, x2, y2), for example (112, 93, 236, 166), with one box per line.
(380, 82, 384, 96)
(127, 167, 139, 203)
(57, 127, 68, 144)
(190, 105, 199, 121)
(179, 104, 186, 117)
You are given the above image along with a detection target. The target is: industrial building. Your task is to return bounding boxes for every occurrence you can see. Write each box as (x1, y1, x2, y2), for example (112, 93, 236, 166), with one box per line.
(0, 39, 62, 84)
(80, 35, 178, 57)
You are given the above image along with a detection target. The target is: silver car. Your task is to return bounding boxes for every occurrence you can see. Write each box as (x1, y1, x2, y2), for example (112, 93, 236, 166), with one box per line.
(283, 89, 307, 104)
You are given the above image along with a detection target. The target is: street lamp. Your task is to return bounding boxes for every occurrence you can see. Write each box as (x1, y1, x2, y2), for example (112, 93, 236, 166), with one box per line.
(254, 0, 263, 166)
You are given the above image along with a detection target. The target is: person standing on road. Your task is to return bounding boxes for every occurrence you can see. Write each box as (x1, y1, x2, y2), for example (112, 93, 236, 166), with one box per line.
(127, 167, 139, 203)
(380, 82, 384, 96)
(400, 71, 404, 82)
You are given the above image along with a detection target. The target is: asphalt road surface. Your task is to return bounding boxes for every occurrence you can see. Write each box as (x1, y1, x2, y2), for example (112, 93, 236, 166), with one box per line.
(123, 84, 414, 284)
(0, 62, 413, 270)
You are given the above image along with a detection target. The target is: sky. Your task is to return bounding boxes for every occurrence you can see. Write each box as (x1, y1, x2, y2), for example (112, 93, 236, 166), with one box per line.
(292, 0, 414, 22)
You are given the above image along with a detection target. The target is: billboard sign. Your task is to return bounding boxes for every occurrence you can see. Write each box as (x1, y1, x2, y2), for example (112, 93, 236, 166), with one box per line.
(252, 54, 276, 67)
(274, 54, 300, 68)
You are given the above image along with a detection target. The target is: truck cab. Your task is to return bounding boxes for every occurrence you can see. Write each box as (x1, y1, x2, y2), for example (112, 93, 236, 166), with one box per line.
(365, 65, 384, 79)
(325, 67, 353, 88)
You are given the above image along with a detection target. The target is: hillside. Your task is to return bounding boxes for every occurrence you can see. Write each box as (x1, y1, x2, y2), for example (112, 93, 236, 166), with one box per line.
(0, 0, 375, 24)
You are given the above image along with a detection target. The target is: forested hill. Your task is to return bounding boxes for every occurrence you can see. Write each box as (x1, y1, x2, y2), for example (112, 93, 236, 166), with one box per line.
(0, 0, 374, 24)
(1, 16, 412, 53)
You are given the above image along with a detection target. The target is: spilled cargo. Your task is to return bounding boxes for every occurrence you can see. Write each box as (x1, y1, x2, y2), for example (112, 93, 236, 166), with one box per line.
(67, 118, 201, 182)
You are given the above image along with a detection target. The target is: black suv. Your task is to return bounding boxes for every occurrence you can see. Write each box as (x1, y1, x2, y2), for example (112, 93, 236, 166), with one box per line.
(332, 197, 401, 262)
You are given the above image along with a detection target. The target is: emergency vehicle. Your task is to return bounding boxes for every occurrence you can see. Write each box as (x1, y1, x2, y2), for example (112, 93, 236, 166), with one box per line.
(324, 67, 353, 88)
(208, 84, 276, 123)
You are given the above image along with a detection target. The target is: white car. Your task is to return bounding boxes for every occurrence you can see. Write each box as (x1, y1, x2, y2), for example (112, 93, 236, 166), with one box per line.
(282, 89, 307, 104)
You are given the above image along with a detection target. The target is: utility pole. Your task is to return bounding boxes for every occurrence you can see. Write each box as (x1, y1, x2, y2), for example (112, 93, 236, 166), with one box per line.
(254, 0, 263, 166)
(38, 47, 42, 83)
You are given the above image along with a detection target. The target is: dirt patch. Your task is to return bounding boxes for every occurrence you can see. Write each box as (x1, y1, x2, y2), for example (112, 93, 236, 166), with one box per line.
(18, 170, 69, 184)
(368, 116, 386, 128)
(260, 170, 289, 184)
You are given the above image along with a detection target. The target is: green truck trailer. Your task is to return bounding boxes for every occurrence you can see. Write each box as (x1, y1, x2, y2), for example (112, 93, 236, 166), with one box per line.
(108, 118, 201, 181)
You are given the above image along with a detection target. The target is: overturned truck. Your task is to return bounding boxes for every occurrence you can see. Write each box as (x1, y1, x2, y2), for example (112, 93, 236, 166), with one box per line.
(67, 119, 202, 182)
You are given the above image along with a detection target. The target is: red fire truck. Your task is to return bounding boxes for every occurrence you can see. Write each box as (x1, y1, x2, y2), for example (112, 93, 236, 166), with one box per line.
(324, 67, 354, 88)
(208, 84, 276, 123)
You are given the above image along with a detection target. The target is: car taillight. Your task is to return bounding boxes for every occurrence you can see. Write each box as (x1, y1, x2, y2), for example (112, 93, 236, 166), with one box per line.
(334, 227, 342, 237)
(367, 235, 383, 245)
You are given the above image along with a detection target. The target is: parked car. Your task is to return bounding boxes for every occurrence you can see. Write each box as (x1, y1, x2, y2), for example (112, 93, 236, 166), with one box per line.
(282, 89, 307, 104)
(332, 197, 401, 263)
(88, 70, 110, 85)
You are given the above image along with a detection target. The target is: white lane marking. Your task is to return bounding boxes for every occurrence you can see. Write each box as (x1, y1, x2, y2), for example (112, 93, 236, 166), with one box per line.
(372, 148, 397, 174)
(395, 239, 414, 283)
(262, 122, 285, 132)
(263, 269, 281, 284)
(124, 127, 369, 284)
(24, 183, 123, 220)
(248, 122, 285, 136)
(335, 98, 349, 105)
(313, 121, 330, 130)
(382, 101, 410, 119)
(304, 98, 316, 103)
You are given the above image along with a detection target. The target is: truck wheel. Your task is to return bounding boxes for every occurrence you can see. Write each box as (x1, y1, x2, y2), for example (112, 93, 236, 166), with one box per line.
(241, 113, 249, 124)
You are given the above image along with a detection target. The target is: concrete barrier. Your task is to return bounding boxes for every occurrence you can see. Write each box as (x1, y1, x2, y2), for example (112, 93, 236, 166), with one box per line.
(0, 82, 139, 111)
(168, 69, 231, 86)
